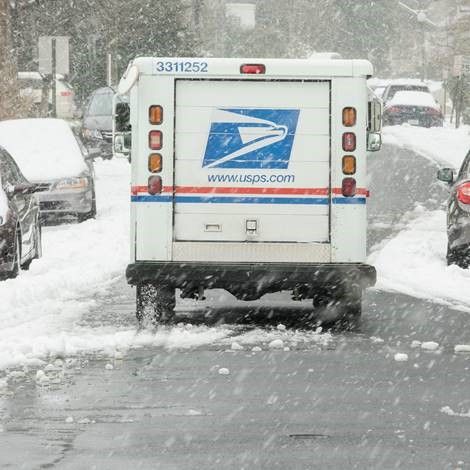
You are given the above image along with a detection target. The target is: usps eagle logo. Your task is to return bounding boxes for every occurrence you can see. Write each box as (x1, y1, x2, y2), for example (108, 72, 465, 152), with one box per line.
(202, 108, 300, 169)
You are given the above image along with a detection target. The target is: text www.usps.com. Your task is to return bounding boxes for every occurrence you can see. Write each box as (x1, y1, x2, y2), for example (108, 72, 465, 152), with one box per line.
(207, 173, 295, 185)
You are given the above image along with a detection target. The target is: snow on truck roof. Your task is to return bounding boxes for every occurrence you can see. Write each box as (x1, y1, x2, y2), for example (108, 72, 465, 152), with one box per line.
(388, 90, 440, 109)
(128, 57, 373, 78)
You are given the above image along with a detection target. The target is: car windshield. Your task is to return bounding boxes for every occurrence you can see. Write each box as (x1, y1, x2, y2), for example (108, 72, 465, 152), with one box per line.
(88, 91, 114, 116)
(387, 85, 429, 100)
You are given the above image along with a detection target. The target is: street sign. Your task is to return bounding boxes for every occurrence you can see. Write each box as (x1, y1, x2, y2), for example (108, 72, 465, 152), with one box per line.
(38, 36, 69, 76)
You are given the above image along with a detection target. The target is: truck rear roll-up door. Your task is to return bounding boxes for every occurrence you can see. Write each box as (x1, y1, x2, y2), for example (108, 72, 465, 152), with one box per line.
(174, 79, 331, 243)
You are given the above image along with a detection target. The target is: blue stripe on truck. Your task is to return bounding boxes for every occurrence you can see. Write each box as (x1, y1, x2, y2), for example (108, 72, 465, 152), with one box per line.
(131, 195, 366, 205)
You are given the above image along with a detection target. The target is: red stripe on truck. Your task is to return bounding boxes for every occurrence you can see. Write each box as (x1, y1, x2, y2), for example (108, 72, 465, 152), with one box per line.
(131, 186, 369, 196)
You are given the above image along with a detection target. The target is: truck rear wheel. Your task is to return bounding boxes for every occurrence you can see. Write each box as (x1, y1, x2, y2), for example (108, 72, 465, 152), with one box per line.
(136, 284, 175, 325)
(313, 287, 362, 329)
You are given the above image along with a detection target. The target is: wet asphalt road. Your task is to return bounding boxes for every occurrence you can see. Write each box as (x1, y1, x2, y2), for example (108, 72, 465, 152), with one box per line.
(1, 145, 470, 469)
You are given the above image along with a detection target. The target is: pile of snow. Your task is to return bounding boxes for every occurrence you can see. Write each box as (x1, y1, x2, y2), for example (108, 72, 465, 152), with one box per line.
(0, 159, 130, 370)
(382, 125, 469, 170)
(372, 125, 470, 310)
(0, 118, 87, 181)
(369, 209, 470, 311)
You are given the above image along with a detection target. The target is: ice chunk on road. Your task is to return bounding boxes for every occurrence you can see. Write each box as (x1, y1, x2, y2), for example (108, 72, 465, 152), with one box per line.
(65, 416, 74, 424)
(421, 341, 439, 351)
(218, 368, 230, 375)
(394, 353, 409, 362)
(231, 342, 244, 351)
(252, 346, 262, 352)
(268, 339, 284, 349)
(454, 345, 470, 353)
(105, 363, 114, 370)
(35, 369, 50, 385)
(276, 324, 287, 331)
(411, 340, 422, 348)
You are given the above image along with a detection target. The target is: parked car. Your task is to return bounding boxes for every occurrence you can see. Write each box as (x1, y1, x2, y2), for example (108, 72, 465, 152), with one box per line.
(0, 145, 43, 278)
(0, 119, 96, 223)
(382, 90, 443, 127)
(81, 86, 116, 159)
(17, 71, 77, 119)
(437, 149, 470, 268)
(381, 81, 431, 104)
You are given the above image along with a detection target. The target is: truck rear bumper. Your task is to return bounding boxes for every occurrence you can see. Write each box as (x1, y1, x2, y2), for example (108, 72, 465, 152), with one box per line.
(126, 261, 376, 292)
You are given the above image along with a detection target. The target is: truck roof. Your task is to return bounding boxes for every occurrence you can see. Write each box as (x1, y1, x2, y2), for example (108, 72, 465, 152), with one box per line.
(129, 57, 374, 78)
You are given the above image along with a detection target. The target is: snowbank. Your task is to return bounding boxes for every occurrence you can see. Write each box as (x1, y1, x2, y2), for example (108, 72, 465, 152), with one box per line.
(371, 124, 470, 310)
(382, 124, 470, 170)
(0, 159, 129, 370)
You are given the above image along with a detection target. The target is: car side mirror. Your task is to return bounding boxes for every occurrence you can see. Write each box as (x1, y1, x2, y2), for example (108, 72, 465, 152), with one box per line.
(437, 168, 454, 184)
(10, 183, 48, 195)
(367, 132, 382, 152)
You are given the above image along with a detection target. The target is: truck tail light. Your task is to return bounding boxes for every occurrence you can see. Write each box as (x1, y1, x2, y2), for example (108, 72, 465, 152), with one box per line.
(457, 182, 470, 205)
(240, 64, 266, 74)
(342, 155, 356, 175)
(342, 107, 356, 127)
(148, 176, 162, 195)
(342, 132, 356, 152)
(342, 177, 356, 197)
(149, 105, 163, 124)
(149, 131, 162, 150)
(148, 154, 162, 173)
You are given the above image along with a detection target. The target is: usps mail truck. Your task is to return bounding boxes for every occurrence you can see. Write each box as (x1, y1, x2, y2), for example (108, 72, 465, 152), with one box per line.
(115, 57, 382, 325)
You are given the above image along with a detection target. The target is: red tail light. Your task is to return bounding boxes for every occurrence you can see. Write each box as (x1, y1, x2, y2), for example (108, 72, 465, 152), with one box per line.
(342, 177, 357, 197)
(457, 182, 470, 205)
(342, 133, 356, 152)
(149, 131, 162, 150)
(148, 176, 162, 195)
(240, 64, 266, 74)
(386, 106, 403, 114)
(425, 107, 442, 117)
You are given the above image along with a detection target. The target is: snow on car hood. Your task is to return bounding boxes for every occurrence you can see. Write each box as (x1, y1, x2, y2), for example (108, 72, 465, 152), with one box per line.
(0, 118, 87, 182)
(388, 90, 440, 109)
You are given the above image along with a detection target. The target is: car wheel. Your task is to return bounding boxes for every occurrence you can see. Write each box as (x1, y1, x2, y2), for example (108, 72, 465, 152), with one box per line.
(6, 231, 21, 279)
(77, 187, 97, 223)
(136, 283, 176, 326)
(22, 220, 41, 270)
(447, 244, 470, 269)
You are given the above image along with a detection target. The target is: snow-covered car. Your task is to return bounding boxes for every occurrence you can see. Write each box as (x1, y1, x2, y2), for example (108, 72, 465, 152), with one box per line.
(381, 81, 431, 104)
(382, 90, 443, 128)
(0, 145, 43, 278)
(0, 119, 96, 223)
(438, 149, 470, 268)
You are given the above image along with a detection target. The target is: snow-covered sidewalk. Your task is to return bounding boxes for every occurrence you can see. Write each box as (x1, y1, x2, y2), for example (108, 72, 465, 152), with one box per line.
(371, 124, 470, 310)
(0, 159, 130, 369)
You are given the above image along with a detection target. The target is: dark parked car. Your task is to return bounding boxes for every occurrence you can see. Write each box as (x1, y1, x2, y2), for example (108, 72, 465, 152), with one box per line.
(81, 86, 115, 159)
(81, 87, 127, 160)
(438, 149, 470, 268)
(0, 145, 43, 279)
(383, 90, 443, 128)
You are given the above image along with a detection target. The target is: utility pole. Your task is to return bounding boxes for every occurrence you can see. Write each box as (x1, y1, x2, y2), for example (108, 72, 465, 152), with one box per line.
(0, 0, 19, 119)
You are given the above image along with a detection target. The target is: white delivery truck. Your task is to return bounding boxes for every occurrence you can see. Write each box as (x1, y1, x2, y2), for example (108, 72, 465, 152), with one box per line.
(114, 57, 382, 325)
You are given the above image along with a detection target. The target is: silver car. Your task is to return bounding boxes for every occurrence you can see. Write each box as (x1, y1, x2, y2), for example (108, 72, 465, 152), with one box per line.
(0, 118, 96, 223)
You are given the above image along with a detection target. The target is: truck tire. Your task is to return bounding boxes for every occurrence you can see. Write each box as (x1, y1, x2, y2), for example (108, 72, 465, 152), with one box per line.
(136, 283, 175, 325)
(313, 286, 362, 329)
